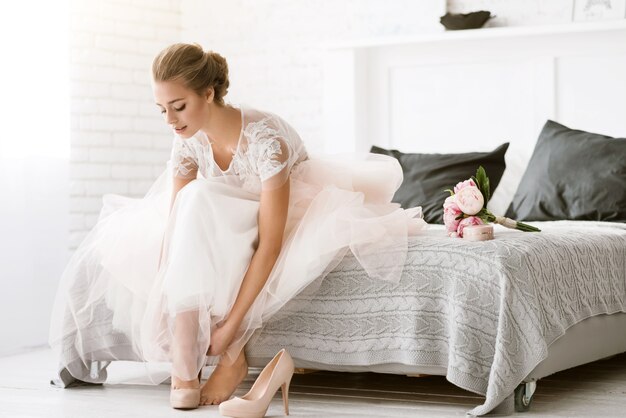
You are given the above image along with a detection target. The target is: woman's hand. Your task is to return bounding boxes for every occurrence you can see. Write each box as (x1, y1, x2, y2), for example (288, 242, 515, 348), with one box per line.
(207, 320, 238, 356)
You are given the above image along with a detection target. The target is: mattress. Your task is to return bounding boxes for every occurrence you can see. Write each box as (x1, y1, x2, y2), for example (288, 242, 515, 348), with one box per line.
(245, 221, 626, 416)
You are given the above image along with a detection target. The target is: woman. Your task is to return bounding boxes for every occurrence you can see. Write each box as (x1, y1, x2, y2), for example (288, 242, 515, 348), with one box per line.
(48, 42, 426, 410)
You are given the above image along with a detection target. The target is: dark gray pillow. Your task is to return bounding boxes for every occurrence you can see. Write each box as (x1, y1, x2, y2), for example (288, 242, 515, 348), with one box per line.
(506, 120, 626, 222)
(370, 143, 509, 224)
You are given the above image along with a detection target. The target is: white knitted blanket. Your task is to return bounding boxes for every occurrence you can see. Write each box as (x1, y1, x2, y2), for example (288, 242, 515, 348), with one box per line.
(247, 221, 626, 416)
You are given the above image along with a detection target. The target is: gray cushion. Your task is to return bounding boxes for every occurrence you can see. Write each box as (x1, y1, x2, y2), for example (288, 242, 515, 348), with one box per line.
(505, 120, 626, 221)
(370, 143, 509, 224)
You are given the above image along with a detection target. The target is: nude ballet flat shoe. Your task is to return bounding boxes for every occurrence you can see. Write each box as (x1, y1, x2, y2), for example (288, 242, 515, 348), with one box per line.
(219, 349, 294, 418)
(170, 370, 202, 410)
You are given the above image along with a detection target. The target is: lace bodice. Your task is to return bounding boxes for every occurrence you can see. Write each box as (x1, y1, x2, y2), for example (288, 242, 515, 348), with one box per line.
(169, 105, 308, 194)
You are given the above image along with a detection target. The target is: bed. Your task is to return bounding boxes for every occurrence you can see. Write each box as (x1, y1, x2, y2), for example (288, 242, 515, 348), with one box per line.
(314, 22, 626, 415)
(244, 221, 626, 416)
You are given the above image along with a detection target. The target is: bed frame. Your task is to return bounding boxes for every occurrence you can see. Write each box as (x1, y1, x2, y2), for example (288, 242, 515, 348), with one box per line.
(245, 312, 626, 412)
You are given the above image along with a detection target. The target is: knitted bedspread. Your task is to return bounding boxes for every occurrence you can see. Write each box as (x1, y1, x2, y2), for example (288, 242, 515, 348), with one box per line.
(246, 221, 626, 416)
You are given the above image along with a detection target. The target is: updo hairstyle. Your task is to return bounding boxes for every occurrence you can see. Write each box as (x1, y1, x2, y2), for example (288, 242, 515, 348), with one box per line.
(152, 42, 229, 106)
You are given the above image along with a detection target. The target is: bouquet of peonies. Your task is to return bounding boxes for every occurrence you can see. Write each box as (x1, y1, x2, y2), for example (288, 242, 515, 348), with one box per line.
(443, 166, 541, 238)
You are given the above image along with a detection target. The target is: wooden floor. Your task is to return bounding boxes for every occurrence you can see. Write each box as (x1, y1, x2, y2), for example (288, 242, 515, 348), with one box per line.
(1, 348, 625, 417)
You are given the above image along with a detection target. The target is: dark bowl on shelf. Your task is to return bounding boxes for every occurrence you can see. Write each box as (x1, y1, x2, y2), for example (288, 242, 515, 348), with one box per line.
(440, 10, 493, 30)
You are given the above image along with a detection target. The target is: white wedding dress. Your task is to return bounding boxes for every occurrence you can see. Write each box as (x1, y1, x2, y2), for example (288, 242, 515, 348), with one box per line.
(48, 104, 426, 385)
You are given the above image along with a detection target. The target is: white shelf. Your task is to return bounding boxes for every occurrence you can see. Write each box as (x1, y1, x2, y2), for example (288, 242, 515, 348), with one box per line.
(326, 19, 626, 49)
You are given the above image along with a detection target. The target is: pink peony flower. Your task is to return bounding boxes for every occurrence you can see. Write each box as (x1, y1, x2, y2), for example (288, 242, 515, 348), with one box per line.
(444, 213, 461, 236)
(453, 179, 476, 194)
(443, 195, 462, 235)
(455, 186, 484, 216)
(443, 195, 460, 212)
(456, 216, 484, 238)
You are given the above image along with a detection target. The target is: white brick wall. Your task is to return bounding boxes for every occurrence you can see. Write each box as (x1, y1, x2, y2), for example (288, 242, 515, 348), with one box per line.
(69, 0, 181, 250)
(69, 0, 577, 251)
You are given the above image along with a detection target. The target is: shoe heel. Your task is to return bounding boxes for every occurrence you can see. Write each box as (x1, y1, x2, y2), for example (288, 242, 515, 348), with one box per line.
(281, 376, 292, 415)
(170, 387, 200, 410)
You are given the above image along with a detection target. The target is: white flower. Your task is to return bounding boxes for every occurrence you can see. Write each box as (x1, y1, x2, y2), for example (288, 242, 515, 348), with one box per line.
(455, 186, 484, 215)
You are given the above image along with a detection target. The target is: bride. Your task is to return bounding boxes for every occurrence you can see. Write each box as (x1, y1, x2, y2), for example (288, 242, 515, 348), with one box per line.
(48, 42, 426, 411)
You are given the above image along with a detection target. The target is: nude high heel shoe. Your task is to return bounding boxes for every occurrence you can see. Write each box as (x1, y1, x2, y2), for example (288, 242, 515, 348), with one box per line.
(170, 369, 202, 409)
(218, 349, 294, 418)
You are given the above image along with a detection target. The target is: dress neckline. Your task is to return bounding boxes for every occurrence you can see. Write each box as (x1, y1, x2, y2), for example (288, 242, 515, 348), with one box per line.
(201, 105, 245, 173)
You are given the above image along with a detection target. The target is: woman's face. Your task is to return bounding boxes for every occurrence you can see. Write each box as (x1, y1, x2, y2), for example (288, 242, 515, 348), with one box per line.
(153, 80, 211, 138)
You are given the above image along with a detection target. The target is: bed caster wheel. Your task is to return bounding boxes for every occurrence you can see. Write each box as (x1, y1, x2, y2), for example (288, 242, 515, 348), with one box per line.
(514, 381, 537, 412)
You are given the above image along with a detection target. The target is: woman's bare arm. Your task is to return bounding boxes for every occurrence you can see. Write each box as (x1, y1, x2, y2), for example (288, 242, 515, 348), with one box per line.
(207, 178, 290, 355)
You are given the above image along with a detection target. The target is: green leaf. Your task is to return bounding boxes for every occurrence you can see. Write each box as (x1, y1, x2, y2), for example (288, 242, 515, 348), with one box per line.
(475, 166, 490, 204)
(444, 188, 454, 196)
(483, 209, 496, 222)
(483, 177, 490, 203)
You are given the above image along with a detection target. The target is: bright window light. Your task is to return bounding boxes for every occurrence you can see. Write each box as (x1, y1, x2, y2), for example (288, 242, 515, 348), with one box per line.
(0, 0, 70, 159)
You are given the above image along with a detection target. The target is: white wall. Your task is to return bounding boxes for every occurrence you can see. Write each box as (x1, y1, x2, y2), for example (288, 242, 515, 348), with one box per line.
(68, 0, 182, 251)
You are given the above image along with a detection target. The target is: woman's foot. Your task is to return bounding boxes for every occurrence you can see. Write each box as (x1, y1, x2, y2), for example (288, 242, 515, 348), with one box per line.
(200, 350, 248, 405)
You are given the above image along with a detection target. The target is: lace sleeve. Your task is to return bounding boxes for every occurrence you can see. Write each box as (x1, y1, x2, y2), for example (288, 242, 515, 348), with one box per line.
(258, 137, 289, 181)
(246, 119, 292, 191)
(170, 137, 199, 179)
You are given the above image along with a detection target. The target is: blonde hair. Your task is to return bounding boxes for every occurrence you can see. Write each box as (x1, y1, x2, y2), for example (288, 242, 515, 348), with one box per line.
(152, 43, 229, 106)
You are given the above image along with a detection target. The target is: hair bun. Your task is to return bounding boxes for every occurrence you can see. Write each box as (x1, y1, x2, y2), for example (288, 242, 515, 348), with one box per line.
(204, 51, 229, 102)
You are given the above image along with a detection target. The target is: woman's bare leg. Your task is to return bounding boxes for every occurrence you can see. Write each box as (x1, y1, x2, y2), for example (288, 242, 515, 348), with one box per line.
(171, 310, 202, 389)
(199, 347, 248, 405)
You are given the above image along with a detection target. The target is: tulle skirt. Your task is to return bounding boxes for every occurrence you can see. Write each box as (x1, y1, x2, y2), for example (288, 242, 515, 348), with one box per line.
(48, 153, 426, 385)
